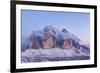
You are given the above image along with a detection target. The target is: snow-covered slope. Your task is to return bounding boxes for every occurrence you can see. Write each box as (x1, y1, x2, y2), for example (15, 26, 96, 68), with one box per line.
(21, 47, 90, 63)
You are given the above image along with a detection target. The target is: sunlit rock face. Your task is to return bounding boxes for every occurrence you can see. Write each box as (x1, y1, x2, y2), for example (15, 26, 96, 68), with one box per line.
(42, 36, 56, 49)
(61, 39, 73, 49)
(26, 25, 81, 50)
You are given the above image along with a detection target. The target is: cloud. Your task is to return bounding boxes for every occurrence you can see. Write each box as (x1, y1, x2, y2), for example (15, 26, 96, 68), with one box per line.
(80, 35, 90, 46)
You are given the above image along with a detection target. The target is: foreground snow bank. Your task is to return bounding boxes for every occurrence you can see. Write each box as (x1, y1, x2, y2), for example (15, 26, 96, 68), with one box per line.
(21, 48, 90, 63)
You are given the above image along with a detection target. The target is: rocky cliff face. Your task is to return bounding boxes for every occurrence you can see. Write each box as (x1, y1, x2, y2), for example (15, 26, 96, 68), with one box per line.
(21, 25, 90, 63)
(22, 25, 89, 51)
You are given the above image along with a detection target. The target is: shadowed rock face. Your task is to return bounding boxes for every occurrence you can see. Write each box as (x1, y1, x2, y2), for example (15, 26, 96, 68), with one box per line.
(72, 40, 80, 49)
(29, 35, 41, 49)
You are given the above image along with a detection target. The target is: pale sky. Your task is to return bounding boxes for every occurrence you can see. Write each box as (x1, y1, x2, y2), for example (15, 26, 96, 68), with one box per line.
(21, 10, 90, 44)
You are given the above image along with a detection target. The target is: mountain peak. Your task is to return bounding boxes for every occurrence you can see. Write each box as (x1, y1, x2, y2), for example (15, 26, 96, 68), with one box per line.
(62, 28, 68, 33)
(44, 25, 55, 31)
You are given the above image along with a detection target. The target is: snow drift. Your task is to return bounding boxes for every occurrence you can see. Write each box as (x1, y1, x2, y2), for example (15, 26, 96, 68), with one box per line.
(21, 47, 90, 63)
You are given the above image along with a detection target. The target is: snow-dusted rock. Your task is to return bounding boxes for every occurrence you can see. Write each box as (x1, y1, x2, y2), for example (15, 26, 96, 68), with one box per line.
(21, 47, 90, 63)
